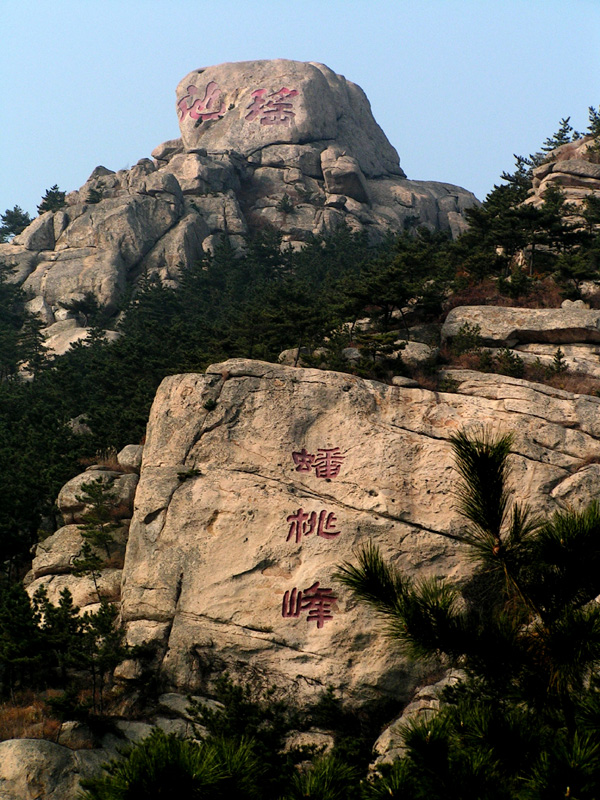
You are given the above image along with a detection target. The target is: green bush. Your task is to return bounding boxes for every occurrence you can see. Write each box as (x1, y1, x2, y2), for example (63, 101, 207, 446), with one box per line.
(79, 729, 264, 799)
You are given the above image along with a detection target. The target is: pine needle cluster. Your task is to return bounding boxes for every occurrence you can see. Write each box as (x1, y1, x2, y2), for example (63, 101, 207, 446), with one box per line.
(337, 429, 600, 798)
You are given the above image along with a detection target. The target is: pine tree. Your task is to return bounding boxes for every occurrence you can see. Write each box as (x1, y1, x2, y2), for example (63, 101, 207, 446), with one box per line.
(0, 206, 31, 242)
(37, 184, 66, 214)
(541, 117, 577, 153)
(338, 429, 600, 798)
(76, 477, 120, 559)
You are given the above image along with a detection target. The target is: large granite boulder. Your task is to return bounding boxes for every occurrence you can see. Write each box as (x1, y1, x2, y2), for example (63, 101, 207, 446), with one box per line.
(0, 60, 478, 318)
(442, 305, 600, 348)
(120, 358, 600, 706)
(0, 739, 108, 800)
(176, 60, 403, 179)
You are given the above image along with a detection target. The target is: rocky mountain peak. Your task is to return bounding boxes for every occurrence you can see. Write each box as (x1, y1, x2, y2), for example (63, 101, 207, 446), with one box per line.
(0, 60, 479, 353)
(175, 59, 405, 178)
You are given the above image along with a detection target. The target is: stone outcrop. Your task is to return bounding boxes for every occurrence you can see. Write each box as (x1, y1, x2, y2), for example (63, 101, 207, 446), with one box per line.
(0, 60, 478, 319)
(372, 670, 464, 765)
(442, 304, 600, 348)
(119, 357, 600, 706)
(25, 450, 141, 613)
(0, 739, 110, 800)
(527, 135, 600, 208)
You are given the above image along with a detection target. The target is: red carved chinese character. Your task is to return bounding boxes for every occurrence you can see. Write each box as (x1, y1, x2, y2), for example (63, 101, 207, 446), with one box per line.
(316, 510, 340, 539)
(301, 582, 336, 628)
(313, 448, 345, 479)
(281, 587, 302, 618)
(286, 508, 311, 543)
(285, 509, 340, 543)
(178, 81, 226, 123)
(245, 87, 298, 126)
(292, 448, 315, 472)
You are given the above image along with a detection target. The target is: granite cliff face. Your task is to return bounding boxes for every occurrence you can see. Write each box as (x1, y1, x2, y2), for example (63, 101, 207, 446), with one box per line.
(10, 341, 600, 798)
(115, 357, 600, 705)
(0, 59, 478, 346)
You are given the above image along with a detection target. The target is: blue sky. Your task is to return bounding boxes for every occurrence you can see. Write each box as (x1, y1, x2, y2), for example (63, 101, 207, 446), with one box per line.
(2, 0, 599, 216)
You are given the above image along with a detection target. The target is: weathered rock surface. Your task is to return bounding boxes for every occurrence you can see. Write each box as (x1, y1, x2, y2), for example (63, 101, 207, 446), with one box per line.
(120, 357, 600, 706)
(442, 305, 600, 348)
(499, 342, 600, 380)
(373, 670, 464, 765)
(0, 739, 108, 800)
(25, 456, 139, 613)
(0, 60, 478, 316)
(57, 469, 138, 524)
(527, 135, 600, 208)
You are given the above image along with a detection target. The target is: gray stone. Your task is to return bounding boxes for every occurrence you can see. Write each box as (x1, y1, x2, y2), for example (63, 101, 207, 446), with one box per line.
(561, 298, 589, 309)
(394, 340, 435, 368)
(27, 568, 123, 610)
(53, 307, 77, 321)
(115, 720, 154, 744)
(57, 469, 138, 524)
(284, 729, 335, 754)
(117, 444, 144, 472)
(321, 147, 369, 203)
(553, 159, 600, 180)
(31, 525, 86, 578)
(373, 670, 464, 765)
(0, 738, 107, 800)
(25, 296, 55, 325)
(341, 346, 361, 363)
(278, 348, 309, 366)
(12, 212, 55, 251)
(176, 60, 403, 178)
(152, 138, 184, 163)
(158, 693, 221, 720)
(442, 305, 600, 348)
(43, 327, 119, 358)
(391, 375, 419, 387)
(67, 414, 92, 436)
(57, 720, 97, 750)
(0, 60, 478, 315)
(42, 318, 79, 338)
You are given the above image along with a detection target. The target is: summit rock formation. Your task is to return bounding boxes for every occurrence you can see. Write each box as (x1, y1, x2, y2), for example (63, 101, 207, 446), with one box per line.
(0, 59, 478, 349)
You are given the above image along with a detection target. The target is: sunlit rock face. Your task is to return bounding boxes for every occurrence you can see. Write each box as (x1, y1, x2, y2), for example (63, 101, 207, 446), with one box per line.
(120, 359, 599, 705)
(0, 60, 479, 318)
(528, 135, 600, 208)
(175, 59, 404, 178)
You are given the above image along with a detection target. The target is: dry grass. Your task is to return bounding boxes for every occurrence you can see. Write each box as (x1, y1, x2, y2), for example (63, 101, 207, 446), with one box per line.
(540, 371, 600, 397)
(444, 277, 565, 314)
(78, 447, 138, 474)
(0, 693, 61, 742)
(410, 346, 600, 399)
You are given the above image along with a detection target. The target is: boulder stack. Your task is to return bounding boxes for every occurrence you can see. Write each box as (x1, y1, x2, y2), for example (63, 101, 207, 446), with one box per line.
(0, 60, 479, 319)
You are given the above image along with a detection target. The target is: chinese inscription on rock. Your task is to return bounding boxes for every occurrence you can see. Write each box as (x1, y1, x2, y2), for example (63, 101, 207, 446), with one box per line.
(280, 445, 346, 628)
(281, 582, 337, 628)
(286, 508, 340, 543)
(292, 448, 345, 478)
(178, 81, 226, 123)
(245, 87, 299, 126)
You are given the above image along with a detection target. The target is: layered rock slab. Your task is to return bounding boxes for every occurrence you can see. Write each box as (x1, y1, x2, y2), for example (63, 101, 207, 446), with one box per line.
(121, 359, 600, 704)
(442, 305, 600, 348)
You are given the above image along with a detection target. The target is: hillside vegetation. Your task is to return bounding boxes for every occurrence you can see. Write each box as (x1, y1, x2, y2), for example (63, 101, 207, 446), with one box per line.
(2, 109, 600, 798)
